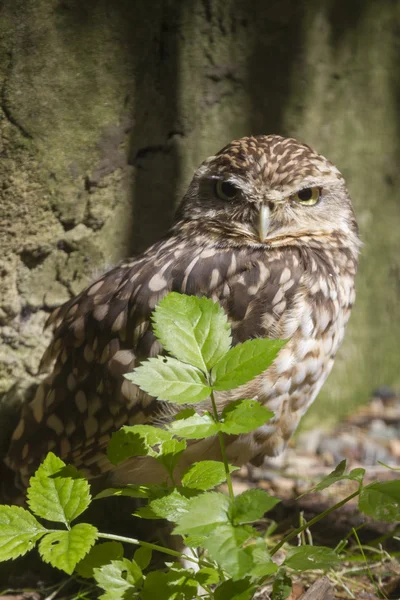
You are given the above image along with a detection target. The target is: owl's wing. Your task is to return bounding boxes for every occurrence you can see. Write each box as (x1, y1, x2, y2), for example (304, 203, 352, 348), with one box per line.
(5, 235, 303, 485)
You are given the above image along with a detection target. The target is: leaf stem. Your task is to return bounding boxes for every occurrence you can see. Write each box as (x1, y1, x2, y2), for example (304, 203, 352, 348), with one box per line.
(97, 532, 199, 565)
(209, 389, 234, 500)
(269, 489, 360, 556)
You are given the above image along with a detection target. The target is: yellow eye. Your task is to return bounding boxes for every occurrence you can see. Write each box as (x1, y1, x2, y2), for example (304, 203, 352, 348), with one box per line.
(293, 187, 320, 206)
(215, 180, 238, 201)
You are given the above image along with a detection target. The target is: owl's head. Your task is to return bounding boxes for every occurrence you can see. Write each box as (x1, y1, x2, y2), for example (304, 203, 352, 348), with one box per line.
(175, 135, 359, 251)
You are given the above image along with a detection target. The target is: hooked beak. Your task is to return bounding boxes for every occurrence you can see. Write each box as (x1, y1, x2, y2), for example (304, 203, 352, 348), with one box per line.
(258, 204, 270, 242)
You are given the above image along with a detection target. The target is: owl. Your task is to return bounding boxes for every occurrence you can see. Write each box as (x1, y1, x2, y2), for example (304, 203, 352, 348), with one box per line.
(4, 135, 360, 491)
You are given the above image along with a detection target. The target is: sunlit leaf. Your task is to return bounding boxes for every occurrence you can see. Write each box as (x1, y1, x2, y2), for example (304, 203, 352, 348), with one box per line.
(229, 489, 280, 524)
(168, 413, 220, 439)
(203, 524, 254, 580)
(39, 523, 98, 575)
(174, 492, 230, 536)
(127, 356, 211, 403)
(182, 461, 238, 491)
(27, 452, 91, 526)
(221, 400, 274, 435)
(0, 506, 47, 561)
(152, 292, 231, 372)
(94, 558, 142, 599)
(212, 338, 286, 391)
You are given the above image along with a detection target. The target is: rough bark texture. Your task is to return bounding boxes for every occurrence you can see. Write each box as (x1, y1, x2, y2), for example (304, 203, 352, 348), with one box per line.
(1, 0, 400, 454)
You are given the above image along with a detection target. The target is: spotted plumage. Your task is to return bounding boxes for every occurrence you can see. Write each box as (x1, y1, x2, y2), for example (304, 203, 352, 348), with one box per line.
(5, 135, 360, 490)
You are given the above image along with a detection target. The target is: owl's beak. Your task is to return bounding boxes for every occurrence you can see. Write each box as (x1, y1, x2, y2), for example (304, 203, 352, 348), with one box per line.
(258, 204, 270, 242)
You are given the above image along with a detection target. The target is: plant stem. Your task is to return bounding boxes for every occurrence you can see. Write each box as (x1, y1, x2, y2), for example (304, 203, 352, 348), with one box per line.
(97, 532, 199, 565)
(209, 389, 234, 500)
(269, 489, 360, 556)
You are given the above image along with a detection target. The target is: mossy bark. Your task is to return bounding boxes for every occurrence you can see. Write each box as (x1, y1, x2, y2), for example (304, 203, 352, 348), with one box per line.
(1, 0, 399, 453)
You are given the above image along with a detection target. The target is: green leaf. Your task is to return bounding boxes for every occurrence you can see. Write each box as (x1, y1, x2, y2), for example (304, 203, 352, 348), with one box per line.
(359, 480, 400, 522)
(155, 438, 187, 477)
(168, 413, 220, 439)
(27, 452, 91, 526)
(245, 540, 278, 578)
(39, 523, 98, 575)
(107, 425, 172, 465)
(141, 563, 199, 600)
(221, 400, 274, 435)
(183, 534, 208, 548)
(299, 460, 365, 498)
(152, 292, 232, 372)
(127, 356, 211, 403)
(314, 461, 364, 493)
(271, 568, 292, 600)
(174, 492, 230, 536)
(212, 338, 286, 391)
(230, 489, 280, 525)
(135, 487, 196, 521)
(215, 578, 256, 600)
(94, 558, 142, 599)
(134, 546, 152, 570)
(76, 542, 124, 578)
(182, 461, 238, 491)
(284, 546, 340, 571)
(95, 483, 163, 500)
(195, 567, 220, 586)
(0, 505, 47, 561)
(203, 524, 253, 580)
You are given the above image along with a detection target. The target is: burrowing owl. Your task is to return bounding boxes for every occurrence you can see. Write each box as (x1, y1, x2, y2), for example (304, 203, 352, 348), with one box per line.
(5, 135, 360, 490)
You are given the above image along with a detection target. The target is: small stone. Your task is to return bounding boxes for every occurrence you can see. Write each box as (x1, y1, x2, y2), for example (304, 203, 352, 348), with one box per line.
(389, 439, 400, 458)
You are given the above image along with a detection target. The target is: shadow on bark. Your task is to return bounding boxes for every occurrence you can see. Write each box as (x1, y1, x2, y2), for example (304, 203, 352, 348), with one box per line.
(246, 0, 308, 138)
(128, 1, 185, 255)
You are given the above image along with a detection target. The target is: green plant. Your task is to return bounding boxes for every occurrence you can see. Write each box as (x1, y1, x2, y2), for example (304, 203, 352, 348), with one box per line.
(0, 293, 399, 599)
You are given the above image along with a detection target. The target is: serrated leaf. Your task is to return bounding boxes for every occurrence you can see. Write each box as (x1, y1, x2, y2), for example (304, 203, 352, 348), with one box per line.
(215, 578, 256, 600)
(107, 425, 172, 465)
(152, 292, 232, 372)
(127, 356, 211, 403)
(203, 524, 253, 580)
(135, 487, 196, 521)
(284, 546, 340, 571)
(359, 480, 400, 522)
(299, 460, 365, 498)
(221, 400, 274, 435)
(94, 558, 142, 599)
(134, 546, 152, 570)
(39, 523, 98, 575)
(271, 568, 292, 600)
(230, 489, 280, 524)
(174, 492, 230, 536)
(0, 505, 47, 561)
(155, 438, 187, 477)
(182, 461, 238, 491)
(195, 567, 220, 586)
(168, 413, 220, 439)
(212, 338, 286, 391)
(183, 533, 208, 548)
(95, 483, 163, 500)
(27, 452, 91, 526)
(141, 564, 198, 600)
(245, 540, 278, 578)
(76, 542, 124, 578)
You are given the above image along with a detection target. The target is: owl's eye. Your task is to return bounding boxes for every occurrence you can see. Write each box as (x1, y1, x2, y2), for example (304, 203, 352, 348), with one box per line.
(293, 187, 320, 206)
(215, 180, 238, 201)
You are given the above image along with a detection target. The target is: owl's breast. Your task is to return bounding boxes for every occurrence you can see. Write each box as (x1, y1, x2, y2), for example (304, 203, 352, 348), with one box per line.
(223, 250, 357, 464)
